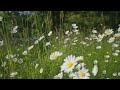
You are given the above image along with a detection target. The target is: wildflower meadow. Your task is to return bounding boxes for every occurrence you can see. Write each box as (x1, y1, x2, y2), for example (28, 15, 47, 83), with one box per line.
(0, 11, 120, 79)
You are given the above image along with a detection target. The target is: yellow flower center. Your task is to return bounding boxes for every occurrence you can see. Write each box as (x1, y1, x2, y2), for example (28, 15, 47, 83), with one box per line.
(67, 62, 73, 68)
(53, 55, 58, 59)
(80, 72, 85, 77)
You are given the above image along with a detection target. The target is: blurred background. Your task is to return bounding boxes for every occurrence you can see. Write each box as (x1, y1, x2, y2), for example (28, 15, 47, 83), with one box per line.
(0, 11, 120, 38)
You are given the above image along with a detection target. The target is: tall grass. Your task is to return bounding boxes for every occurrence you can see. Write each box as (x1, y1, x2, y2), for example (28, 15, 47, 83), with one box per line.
(0, 11, 120, 79)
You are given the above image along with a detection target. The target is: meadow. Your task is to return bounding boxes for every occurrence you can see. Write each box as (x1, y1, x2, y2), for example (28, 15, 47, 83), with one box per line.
(0, 11, 120, 79)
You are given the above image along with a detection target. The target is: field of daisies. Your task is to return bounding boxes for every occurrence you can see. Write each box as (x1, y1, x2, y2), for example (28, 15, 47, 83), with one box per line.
(0, 13, 120, 79)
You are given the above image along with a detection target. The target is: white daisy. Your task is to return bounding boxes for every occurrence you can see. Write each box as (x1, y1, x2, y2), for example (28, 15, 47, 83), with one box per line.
(50, 51, 62, 60)
(0, 74, 3, 77)
(113, 72, 117, 76)
(61, 55, 77, 73)
(112, 53, 118, 56)
(69, 72, 76, 79)
(65, 31, 69, 35)
(93, 60, 98, 64)
(92, 64, 98, 76)
(17, 58, 23, 64)
(112, 43, 119, 48)
(73, 29, 79, 33)
(46, 42, 51, 46)
(102, 70, 106, 74)
(76, 56, 84, 61)
(104, 29, 113, 36)
(114, 33, 120, 38)
(12, 58, 17, 62)
(72, 24, 76, 27)
(118, 72, 120, 76)
(73, 67, 90, 79)
(118, 26, 120, 33)
(48, 31, 52, 36)
(0, 40, 3, 46)
(35, 64, 39, 69)
(56, 37, 58, 39)
(0, 16, 3, 21)
(107, 37, 115, 43)
(54, 72, 63, 79)
(6, 54, 16, 59)
(40, 68, 43, 73)
(73, 26, 78, 29)
(10, 26, 18, 34)
(97, 34, 105, 42)
(76, 63, 86, 70)
(88, 54, 91, 56)
(38, 35, 45, 41)
(27, 45, 34, 51)
(90, 34, 97, 39)
(1, 62, 6, 67)
(92, 30, 97, 34)
(96, 46, 102, 49)
(76, 64, 82, 70)
(104, 55, 110, 59)
(10, 72, 18, 78)
(22, 50, 28, 55)
(105, 60, 109, 63)
(115, 50, 120, 53)
(85, 37, 89, 40)
(34, 40, 39, 44)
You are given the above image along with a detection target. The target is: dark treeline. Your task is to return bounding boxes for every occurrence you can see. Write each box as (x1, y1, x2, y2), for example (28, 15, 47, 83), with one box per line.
(0, 11, 120, 37)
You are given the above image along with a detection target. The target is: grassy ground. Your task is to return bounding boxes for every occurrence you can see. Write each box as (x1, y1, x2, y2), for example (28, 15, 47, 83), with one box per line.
(0, 13, 120, 79)
(0, 23, 120, 79)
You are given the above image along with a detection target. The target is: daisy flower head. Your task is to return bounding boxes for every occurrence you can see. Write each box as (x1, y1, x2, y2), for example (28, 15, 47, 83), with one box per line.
(114, 33, 120, 38)
(104, 55, 110, 59)
(65, 30, 69, 35)
(60, 55, 78, 73)
(0, 40, 3, 46)
(35, 64, 39, 69)
(92, 64, 98, 76)
(96, 46, 102, 49)
(102, 70, 106, 74)
(40, 68, 43, 73)
(1, 62, 6, 67)
(0, 16, 3, 21)
(113, 72, 117, 76)
(76, 56, 84, 61)
(93, 60, 98, 64)
(27, 45, 34, 51)
(69, 72, 76, 79)
(76, 63, 86, 70)
(48, 31, 52, 36)
(107, 37, 115, 43)
(22, 50, 28, 55)
(115, 50, 120, 53)
(112, 43, 119, 48)
(50, 51, 62, 60)
(112, 53, 118, 56)
(73, 26, 78, 29)
(46, 42, 51, 46)
(72, 24, 76, 27)
(54, 72, 63, 79)
(38, 35, 45, 41)
(104, 29, 113, 36)
(118, 72, 120, 76)
(17, 58, 23, 64)
(10, 26, 18, 34)
(118, 25, 120, 33)
(34, 40, 39, 45)
(92, 29, 97, 34)
(10, 72, 18, 78)
(73, 67, 90, 79)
